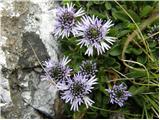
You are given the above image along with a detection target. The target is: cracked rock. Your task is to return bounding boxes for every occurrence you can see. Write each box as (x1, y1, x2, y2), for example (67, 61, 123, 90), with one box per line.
(0, 0, 60, 118)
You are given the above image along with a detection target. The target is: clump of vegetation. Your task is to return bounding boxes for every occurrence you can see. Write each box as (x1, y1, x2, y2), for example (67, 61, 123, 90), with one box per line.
(42, 1, 159, 119)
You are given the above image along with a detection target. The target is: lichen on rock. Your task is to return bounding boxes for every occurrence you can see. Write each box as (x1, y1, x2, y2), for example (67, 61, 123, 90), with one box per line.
(0, 0, 60, 118)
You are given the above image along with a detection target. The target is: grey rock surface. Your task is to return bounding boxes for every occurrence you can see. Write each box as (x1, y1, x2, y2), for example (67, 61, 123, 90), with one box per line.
(0, 0, 60, 119)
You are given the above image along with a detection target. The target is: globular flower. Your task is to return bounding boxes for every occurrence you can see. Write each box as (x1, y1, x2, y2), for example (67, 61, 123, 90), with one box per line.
(79, 60, 98, 79)
(106, 83, 132, 107)
(41, 56, 72, 83)
(148, 24, 159, 41)
(53, 3, 85, 38)
(76, 15, 117, 56)
(57, 73, 97, 111)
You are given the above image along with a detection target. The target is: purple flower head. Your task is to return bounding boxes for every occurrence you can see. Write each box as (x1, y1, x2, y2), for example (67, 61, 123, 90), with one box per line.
(57, 73, 97, 111)
(106, 83, 132, 107)
(41, 56, 72, 83)
(76, 15, 117, 56)
(148, 24, 159, 41)
(79, 60, 98, 79)
(53, 3, 85, 38)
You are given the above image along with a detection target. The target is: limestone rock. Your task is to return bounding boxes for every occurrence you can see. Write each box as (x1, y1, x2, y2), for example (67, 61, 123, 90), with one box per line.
(0, 0, 60, 118)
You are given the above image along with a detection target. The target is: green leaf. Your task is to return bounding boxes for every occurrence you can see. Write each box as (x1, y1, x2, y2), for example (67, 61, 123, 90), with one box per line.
(118, 30, 131, 38)
(148, 41, 157, 48)
(86, 2, 93, 12)
(95, 92, 102, 106)
(99, 84, 108, 95)
(108, 27, 119, 36)
(73, 106, 87, 119)
(86, 112, 98, 119)
(128, 10, 141, 23)
(105, 2, 111, 10)
(109, 45, 121, 56)
(62, 0, 71, 5)
(131, 47, 143, 55)
(127, 23, 137, 30)
(129, 86, 147, 96)
(132, 95, 144, 107)
(100, 110, 108, 117)
(125, 44, 133, 54)
(140, 5, 153, 17)
(89, 10, 106, 19)
(99, 75, 106, 83)
(93, 1, 104, 4)
(112, 11, 130, 22)
(75, 1, 81, 7)
(112, 62, 121, 71)
(137, 55, 147, 64)
(105, 57, 116, 66)
(126, 70, 147, 78)
(145, 95, 159, 112)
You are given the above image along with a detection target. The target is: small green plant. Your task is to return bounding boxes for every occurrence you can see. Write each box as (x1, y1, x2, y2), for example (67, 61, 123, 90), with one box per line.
(39, 1, 159, 119)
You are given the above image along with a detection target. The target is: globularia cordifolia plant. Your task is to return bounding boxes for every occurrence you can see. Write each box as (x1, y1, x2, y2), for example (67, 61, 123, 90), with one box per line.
(42, 2, 131, 112)
(147, 24, 159, 41)
(41, 56, 72, 84)
(79, 60, 98, 79)
(53, 3, 85, 38)
(57, 73, 97, 111)
(106, 83, 132, 107)
(76, 15, 117, 56)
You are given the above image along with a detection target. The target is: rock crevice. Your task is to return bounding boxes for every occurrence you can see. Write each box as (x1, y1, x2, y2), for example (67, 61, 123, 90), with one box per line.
(0, 0, 59, 118)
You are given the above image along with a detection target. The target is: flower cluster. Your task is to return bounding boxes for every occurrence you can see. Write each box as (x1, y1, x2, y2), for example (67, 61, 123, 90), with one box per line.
(53, 3, 116, 56)
(41, 2, 132, 112)
(53, 3, 85, 38)
(41, 57, 98, 111)
(79, 60, 98, 79)
(76, 16, 116, 56)
(106, 83, 132, 107)
(57, 73, 97, 111)
(148, 24, 159, 41)
(41, 56, 72, 83)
